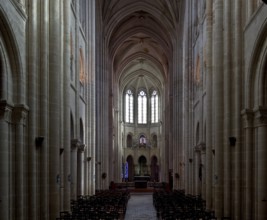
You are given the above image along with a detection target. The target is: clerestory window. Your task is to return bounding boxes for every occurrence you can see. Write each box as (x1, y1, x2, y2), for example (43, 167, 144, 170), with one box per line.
(138, 90, 147, 124)
(125, 90, 134, 123)
(151, 90, 159, 123)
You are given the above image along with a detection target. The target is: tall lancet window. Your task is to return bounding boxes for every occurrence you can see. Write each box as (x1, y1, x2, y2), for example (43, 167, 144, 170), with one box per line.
(138, 90, 147, 124)
(125, 90, 134, 123)
(151, 90, 159, 123)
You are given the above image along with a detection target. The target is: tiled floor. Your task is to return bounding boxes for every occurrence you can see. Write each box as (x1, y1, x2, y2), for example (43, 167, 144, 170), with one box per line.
(124, 193, 157, 220)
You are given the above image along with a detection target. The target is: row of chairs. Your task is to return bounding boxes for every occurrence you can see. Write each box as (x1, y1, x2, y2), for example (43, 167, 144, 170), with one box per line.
(153, 189, 217, 220)
(57, 189, 130, 219)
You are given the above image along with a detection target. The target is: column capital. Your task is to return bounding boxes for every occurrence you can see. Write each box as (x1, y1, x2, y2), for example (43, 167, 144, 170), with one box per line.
(253, 107, 267, 126)
(78, 144, 86, 152)
(13, 104, 29, 125)
(194, 142, 206, 153)
(71, 139, 81, 151)
(0, 100, 14, 123)
(194, 145, 201, 153)
(241, 108, 254, 128)
(71, 139, 86, 152)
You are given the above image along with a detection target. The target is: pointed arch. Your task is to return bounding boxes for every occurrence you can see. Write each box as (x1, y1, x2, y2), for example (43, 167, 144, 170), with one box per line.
(0, 8, 24, 103)
(126, 155, 134, 181)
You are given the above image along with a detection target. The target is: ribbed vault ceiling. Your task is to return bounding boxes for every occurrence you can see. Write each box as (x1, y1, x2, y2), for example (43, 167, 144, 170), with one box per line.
(101, 0, 181, 92)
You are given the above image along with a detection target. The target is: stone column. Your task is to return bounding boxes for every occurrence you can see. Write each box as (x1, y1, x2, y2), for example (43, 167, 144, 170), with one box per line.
(223, 0, 231, 217)
(13, 105, 28, 220)
(39, 0, 49, 217)
(77, 144, 85, 196)
(194, 146, 201, 195)
(49, 0, 61, 217)
(233, 0, 242, 218)
(182, 0, 191, 194)
(88, 0, 96, 195)
(205, 0, 213, 211)
(0, 101, 13, 220)
(213, 0, 224, 218)
(200, 143, 206, 199)
(71, 139, 79, 200)
(242, 109, 254, 220)
(27, 0, 39, 218)
(63, 0, 71, 210)
(254, 108, 267, 220)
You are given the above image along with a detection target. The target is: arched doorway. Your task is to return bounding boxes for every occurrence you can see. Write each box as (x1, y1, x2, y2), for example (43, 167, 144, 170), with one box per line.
(138, 155, 147, 176)
(126, 155, 134, 181)
(150, 156, 159, 182)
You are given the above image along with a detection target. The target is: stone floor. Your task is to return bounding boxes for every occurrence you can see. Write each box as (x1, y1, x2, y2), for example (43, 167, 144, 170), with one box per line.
(124, 193, 157, 220)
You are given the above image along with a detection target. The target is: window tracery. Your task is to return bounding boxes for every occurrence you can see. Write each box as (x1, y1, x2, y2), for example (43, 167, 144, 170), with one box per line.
(125, 89, 134, 123)
(138, 90, 147, 124)
(151, 90, 159, 123)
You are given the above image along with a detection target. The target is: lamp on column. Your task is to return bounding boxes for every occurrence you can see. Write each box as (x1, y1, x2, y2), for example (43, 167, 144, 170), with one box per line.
(35, 136, 44, 147)
(86, 156, 92, 162)
(229, 137, 236, 146)
(60, 148, 64, 155)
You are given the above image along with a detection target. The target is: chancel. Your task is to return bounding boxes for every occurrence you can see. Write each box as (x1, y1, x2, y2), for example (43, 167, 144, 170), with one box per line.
(1, 0, 267, 219)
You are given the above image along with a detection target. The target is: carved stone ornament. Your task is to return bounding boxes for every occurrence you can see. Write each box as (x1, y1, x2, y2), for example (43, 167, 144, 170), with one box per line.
(241, 109, 254, 128)
(194, 145, 201, 152)
(254, 107, 267, 126)
(13, 104, 29, 125)
(78, 144, 86, 152)
(0, 100, 14, 122)
(71, 139, 81, 150)
(195, 142, 206, 152)
(102, 172, 107, 179)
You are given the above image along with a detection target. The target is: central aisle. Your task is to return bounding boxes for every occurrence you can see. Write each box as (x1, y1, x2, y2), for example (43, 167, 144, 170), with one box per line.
(124, 193, 157, 220)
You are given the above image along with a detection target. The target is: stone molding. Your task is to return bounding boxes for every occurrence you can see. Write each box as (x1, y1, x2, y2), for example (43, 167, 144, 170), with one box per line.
(253, 106, 267, 126)
(0, 100, 14, 123)
(13, 104, 29, 125)
(241, 108, 254, 128)
(10, 0, 27, 21)
(71, 139, 80, 151)
(71, 139, 86, 152)
(194, 142, 206, 153)
(78, 144, 86, 152)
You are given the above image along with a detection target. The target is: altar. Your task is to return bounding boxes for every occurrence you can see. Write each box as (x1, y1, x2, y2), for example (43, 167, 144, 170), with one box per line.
(134, 176, 150, 188)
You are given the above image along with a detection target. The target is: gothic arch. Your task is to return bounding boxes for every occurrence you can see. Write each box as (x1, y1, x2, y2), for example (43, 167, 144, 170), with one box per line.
(244, 11, 267, 219)
(0, 8, 23, 103)
(246, 17, 267, 108)
(151, 133, 158, 148)
(138, 155, 147, 175)
(126, 133, 133, 148)
(126, 155, 134, 181)
(104, 2, 176, 44)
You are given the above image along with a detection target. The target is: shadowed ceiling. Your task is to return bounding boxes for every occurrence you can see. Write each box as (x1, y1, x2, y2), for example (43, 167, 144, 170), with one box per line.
(100, 0, 181, 93)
